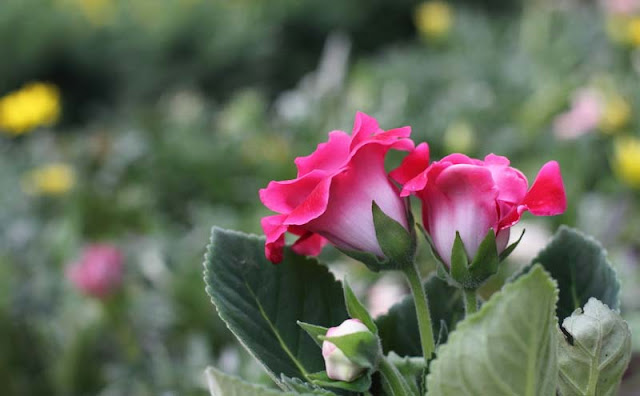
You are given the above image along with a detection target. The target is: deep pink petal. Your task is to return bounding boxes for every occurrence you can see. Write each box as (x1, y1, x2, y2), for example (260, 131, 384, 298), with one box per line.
(291, 232, 327, 257)
(350, 112, 381, 149)
(261, 215, 289, 263)
(295, 131, 352, 177)
(522, 161, 567, 216)
(390, 143, 430, 196)
(285, 177, 333, 224)
(259, 171, 329, 214)
(483, 153, 528, 204)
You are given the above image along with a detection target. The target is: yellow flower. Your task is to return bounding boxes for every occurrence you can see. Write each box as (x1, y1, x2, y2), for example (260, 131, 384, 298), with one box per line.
(612, 137, 640, 188)
(627, 17, 640, 47)
(600, 96, 631, 133)
(0, 82, 61, 136)
(415, 1, 453, 40)
(22, 163, 75, 196)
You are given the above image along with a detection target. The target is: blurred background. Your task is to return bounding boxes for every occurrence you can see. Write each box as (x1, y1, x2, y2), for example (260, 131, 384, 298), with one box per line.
(2, 0, 640, 394)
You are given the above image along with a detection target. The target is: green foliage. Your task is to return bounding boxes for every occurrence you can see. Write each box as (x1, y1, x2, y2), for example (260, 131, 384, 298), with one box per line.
(205, 366, 296, 396)
(376, 276, 464, 357)
(425, 265, 559, 395)
(557, 298, 632, 396)
(343, 281, 378, 333)
(528, 226, 620, 321)
(203, 227, 349, 386)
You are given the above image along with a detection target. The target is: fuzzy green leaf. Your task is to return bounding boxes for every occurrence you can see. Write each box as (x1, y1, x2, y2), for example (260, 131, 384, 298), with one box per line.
(557, 298, 632, 396)
(203, 228, 349, 386)
(530, 226, 620, 321)
(425, 265, 559, 396)
(205, 367, 296, 396)
(297, 322, 328, 349)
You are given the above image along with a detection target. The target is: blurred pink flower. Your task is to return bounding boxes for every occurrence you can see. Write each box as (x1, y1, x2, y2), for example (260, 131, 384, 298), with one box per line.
(67, 244, 124, 299)
(553, 89, 603, 140)
(603, 0, 640, 15)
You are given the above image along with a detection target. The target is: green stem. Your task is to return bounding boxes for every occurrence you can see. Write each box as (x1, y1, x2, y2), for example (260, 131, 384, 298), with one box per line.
(378, 356, 414, 396)
(463, 289, 478, 315)
(402, 261, 435, 362)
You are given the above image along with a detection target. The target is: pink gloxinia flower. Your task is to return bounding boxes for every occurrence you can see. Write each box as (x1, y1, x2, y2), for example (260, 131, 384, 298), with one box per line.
(67, 244, 124, 299)
(553, 89, 603, 140)
(322, 319, 370, 382)
(391, 143, 567, 267)
(259, 112, 414, 263)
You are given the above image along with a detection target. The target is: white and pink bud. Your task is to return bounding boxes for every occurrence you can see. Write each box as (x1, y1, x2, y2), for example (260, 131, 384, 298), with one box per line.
(321, 319, 370, 382)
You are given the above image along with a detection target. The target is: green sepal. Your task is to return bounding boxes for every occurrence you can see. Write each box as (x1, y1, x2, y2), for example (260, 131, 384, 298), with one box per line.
(449, 232, 470, 284)
(499, 229, 525, 262)
(438, 230, 501, 289)
(372, 201, 416, 270)
(297, 321, 329, 349)
(318, 331, 380, 369)
(343, 281, 377, 333)
(308, 371, 372, 392)
(467, 229, 499, 283)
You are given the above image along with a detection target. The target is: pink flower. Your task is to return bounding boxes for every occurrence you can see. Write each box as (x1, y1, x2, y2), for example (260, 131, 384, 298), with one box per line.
(259, 112, 414, 263)
(391, 143, 567, 267)
(67, 244, 124, 299)
(602, 0, 640, 15)
(553, 89, 603, 140)
(322, 319, 370, 381)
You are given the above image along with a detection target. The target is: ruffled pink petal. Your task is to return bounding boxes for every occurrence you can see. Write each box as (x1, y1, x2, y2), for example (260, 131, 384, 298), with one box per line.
(483, 153, 528, 204)
(259, 171, 329, 214)
(499, 161, 567, 229)
(295, 131, 352, 177)
(261, 215, 289, 263)
(350, 112, 382, 149)
(427, 164, 499, 262)
(390, 142, 430, 196)
(522, 161, 567, 216)
(291, 232, 327, 257)
(285, 177, 333, 224)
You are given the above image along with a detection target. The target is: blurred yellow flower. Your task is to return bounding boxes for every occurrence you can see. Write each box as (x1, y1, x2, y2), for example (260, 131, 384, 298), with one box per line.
(0, 82, 61, 136)
(72, 0, 115, 26)
(627, 17, 640, 46)
(415, 1, 453, 40)
(600, 96, 631, 133)
(613, 137, 640, 188)
(22, 164, 75, 196)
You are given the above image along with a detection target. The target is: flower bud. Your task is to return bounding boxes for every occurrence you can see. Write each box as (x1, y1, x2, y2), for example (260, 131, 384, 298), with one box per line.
(322, 319, 370, 382)
(67, 244, 124, 299)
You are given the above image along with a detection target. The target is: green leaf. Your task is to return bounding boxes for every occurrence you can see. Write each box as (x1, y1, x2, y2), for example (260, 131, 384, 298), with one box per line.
(308, 371, 372, 392)
(319, 331, 380, 368)
(557, 298, 632, 396)
(425, 265, 559, 396)
(372, 202, 416, 269)
(297, 322, 328, 349)
(343, 281, 377, 333)
(529, 226, 620, 321)
(375, 276, 464, 357)
(205, 366, 296, 396)
(280, 375, 337, 395)
(384, 353, 426, 395)
(203, 228, 349, 386)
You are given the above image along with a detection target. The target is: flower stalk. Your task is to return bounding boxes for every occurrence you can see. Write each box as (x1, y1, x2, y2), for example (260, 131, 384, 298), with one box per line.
(402, 261, 435, 362)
